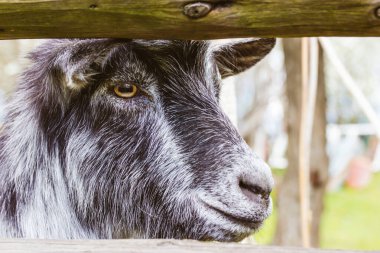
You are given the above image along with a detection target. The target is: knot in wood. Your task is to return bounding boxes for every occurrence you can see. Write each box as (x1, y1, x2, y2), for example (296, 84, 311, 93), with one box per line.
(183, 2, 212, 19)
(375, 6, 380, 19)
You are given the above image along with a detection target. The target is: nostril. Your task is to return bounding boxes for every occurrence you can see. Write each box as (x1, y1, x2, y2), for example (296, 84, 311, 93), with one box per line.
(239, 180, 271, 203)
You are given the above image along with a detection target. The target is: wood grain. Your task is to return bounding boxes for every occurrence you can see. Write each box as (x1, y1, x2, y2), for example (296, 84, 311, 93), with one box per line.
(0, 239, 375, 253)
(0, 0, 380, 39)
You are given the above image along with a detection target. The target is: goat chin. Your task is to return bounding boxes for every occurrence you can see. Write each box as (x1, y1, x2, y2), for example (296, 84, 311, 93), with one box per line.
(0, 38, 274, 240)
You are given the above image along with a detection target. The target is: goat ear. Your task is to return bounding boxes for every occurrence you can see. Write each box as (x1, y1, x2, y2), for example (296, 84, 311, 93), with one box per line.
(212, 38, 276, 78)
(50, 39, 123, 90)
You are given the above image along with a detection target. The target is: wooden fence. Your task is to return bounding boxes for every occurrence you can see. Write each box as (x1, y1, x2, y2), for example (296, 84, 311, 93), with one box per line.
(0, 0, 380, 39)
(0, 239, 375, 253)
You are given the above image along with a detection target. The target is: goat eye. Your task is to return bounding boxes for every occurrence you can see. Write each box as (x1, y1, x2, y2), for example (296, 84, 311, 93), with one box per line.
(114, 84, 138, 98)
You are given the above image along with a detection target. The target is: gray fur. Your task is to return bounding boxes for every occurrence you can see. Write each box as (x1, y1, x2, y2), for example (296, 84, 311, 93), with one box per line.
(0, 38, 275, 241)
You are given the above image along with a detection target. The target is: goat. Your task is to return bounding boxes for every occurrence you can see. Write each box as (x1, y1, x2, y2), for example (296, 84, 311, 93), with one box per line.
(0, 38, 275, 241)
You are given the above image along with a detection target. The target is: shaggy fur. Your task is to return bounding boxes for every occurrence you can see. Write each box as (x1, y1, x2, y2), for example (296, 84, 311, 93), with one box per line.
(0, 38, 275, 241)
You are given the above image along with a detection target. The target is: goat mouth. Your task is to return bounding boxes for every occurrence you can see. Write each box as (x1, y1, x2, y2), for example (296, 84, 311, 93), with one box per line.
(201, 201, 263, 230)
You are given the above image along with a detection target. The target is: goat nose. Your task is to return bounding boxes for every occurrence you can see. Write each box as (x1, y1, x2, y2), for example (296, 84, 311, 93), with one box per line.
(239, 180, 271, 203)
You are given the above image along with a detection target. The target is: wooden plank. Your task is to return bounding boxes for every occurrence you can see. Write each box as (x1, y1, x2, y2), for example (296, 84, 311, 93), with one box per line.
(1, 0, 380, 39)
(0, 239, 375, 253)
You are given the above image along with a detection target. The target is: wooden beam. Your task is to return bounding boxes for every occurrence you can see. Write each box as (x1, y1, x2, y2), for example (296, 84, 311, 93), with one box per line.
(0, 239, 373, 253)
(1, 0, 380, 39)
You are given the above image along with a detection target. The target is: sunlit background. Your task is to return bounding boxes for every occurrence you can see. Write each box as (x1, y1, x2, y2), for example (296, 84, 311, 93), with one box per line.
(1, 38, 379, 250)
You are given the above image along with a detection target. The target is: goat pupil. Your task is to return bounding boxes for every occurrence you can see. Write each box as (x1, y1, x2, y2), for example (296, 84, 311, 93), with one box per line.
(119, 86, 133, 93)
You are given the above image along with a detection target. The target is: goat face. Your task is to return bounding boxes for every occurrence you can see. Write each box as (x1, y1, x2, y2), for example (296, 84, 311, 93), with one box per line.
(0, 39, 275, 241)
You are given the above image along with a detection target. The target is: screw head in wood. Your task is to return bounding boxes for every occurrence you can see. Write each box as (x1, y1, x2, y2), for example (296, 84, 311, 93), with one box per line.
(183, 2, 212, 19)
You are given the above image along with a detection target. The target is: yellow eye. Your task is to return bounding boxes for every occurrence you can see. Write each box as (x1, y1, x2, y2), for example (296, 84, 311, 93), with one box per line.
(114, 84, 138, 98)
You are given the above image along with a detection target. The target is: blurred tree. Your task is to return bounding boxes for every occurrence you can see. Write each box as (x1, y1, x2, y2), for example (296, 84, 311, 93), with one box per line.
(236, 43, 285, 158)
(0, 40, 43, 94)
(0, 41, 20, 94)
(326, 38, 380, 124)
(274, 39, 329, 247)
(238, 66, 274, 149)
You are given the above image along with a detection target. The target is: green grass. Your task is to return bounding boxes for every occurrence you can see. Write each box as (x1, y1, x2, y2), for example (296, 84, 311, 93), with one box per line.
(254, 170, 380, 251)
